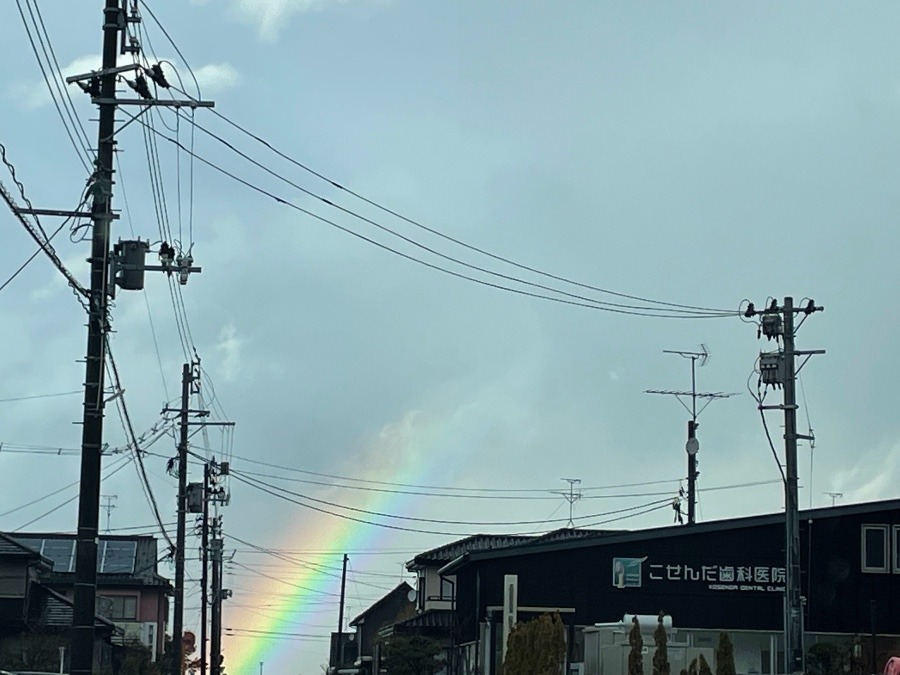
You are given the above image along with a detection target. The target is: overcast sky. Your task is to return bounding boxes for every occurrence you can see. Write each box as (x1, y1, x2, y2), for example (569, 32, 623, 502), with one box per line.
(1, 1, 899, 673)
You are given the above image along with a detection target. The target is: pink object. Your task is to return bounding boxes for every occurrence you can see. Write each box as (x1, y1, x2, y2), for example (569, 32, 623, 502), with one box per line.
(883, 656, 900, 675)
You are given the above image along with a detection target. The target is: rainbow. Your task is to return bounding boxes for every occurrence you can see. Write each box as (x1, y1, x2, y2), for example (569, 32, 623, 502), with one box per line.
(224, 410, 454, 674)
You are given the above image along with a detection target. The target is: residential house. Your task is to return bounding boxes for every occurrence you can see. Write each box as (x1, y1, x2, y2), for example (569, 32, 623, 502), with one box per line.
(345, 581, 416, 674)
(0, 533, 116, 672)
(9, 532, 172, 662)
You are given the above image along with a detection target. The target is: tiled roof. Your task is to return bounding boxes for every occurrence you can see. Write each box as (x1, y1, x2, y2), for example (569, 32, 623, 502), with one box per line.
(517, 527, 620, 545)
(27, 582, 116, 634)
(349, 582, 413, 627)
(394, 609, 453, 632)
(408, 534, 535, 569)
(0, 532, 48, 561)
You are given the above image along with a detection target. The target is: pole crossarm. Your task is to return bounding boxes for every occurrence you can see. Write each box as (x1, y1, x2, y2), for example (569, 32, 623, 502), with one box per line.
(91, 97, 215, 108)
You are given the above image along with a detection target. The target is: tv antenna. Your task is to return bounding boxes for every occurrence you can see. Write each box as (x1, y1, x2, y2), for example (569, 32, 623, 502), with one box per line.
(101, 494, 117, 532)
(555, 478, 583, 528)
(646, 345, 739, 524)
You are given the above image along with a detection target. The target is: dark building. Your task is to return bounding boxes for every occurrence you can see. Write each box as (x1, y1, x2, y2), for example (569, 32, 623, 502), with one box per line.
(441, 499, 900, 675)
(343, 581, 416, 674)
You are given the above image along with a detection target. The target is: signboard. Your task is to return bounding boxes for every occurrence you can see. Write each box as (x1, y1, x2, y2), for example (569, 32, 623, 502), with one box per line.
(612, 557, 785, 593)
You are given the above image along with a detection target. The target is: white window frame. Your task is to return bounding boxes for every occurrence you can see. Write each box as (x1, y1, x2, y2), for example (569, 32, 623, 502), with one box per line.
(861, 524, 889, 573)
(893, 525, 900, 574)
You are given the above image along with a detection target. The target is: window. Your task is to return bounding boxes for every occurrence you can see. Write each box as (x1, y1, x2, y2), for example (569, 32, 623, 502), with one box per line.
(97, 594, 138, 621)
(440, 576, 454, 600)
(861, 525, 889, 573)
(893, 526, 900, 574)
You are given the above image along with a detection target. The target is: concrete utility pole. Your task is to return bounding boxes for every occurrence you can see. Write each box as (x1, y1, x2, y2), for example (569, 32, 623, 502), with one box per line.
(69, 4, 120, 672)
(646, 346, 737, 525)
(337, 554, 349, 665)
(746, 296, 824, 675)
(210, 520, 224, 675)
(201, 464, 210, 675)
(163, 365, 233, 675)
(172, 361, 197, 675)
(59, 6, 213, 671)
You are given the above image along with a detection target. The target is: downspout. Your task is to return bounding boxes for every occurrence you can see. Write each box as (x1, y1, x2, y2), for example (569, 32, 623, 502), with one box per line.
(440, 574, 456, 675)
(475, 569, 481, 675)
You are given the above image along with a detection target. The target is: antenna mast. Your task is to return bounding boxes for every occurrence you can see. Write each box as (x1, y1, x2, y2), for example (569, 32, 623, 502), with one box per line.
(646, 345, 737, 524)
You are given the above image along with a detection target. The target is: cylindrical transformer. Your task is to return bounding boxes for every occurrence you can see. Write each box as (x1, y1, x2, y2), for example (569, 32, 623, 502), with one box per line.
(117, 239, 150, 290)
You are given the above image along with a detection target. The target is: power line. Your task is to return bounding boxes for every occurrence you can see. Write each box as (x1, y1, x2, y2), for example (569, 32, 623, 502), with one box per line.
(0, 390, 83, 404)
(26, 0, 93, 153)
(127, 111, 733, 320)
(171, 89, 732, 315)
(219, 448, 682, 494)
(10, 455, 133, 532)
(230, 471, 674, 537)
(173, 110, 733, 318)
(13, 0, 92, 172)
(106, 346, 175, 550)
(0, 158, 89, 298)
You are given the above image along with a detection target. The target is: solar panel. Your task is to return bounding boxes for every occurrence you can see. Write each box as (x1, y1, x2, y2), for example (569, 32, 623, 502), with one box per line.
(99, 540, 136, 574)
(40, 539, 76, 573)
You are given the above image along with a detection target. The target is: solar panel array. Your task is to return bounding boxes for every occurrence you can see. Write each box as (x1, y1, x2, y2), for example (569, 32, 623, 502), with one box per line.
(14, 538, 137, 574)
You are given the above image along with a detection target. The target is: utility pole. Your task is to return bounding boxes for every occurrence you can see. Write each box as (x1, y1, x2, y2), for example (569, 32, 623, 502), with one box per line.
(200, 464, 210, 675)
(210, 519, 224, 675)
(207, 457, 231, 675)
(745, 296, 824, 675)
(646, 346, 737, 524)
(337, 554, 349, 665)
(172, 361, 199, 675)
(69, 4, 120, 672)
(164, 366, 232, 675)
(49, 6, 213, 672)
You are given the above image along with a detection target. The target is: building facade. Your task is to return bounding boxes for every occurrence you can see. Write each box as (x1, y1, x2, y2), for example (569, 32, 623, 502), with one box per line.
(9, 532, 172, 662)
(440, 499, 900, 675)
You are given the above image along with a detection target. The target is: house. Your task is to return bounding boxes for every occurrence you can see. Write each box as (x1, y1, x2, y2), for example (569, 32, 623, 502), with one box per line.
(402, 531, 615, 673)
(438, 498, 900, 675)
(345, 581, 416, 674)
(8, 532, 172, 662)
(0, 533, 116, 672)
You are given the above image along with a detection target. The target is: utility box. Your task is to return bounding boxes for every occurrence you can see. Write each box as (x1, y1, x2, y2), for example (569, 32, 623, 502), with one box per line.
(186, 482, 204, 513)
(114, 239, 150, 290)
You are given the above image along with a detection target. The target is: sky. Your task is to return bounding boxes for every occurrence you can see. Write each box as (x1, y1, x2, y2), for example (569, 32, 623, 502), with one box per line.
(1, 1, 899, 673)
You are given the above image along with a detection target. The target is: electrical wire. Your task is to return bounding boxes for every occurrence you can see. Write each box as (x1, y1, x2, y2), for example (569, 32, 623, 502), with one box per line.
(760, 410, 787, 485)
(230, 471, 674, 537)
(10, 455, 133, 531)
(169, 87, 733, 315)
(106, 342, 176, 549)
(0, 390, 82, 404)
(13, 0, 92, 172)
(27, 0, 93, 153)
(127, 112, 733, 320)
(0, 165, 89, 298)
(171, 110, 734, 318)
(208, 446, 681, 494)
